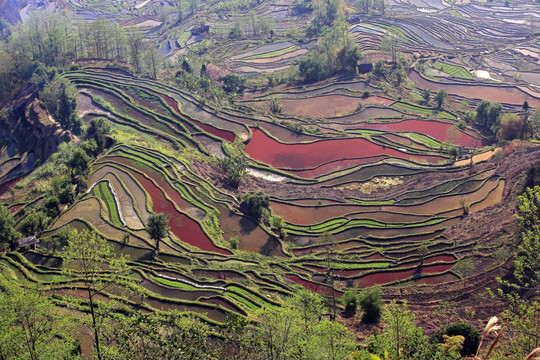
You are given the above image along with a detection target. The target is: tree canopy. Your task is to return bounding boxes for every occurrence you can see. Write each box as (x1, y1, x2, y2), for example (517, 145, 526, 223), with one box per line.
(146, 213, 170, 253)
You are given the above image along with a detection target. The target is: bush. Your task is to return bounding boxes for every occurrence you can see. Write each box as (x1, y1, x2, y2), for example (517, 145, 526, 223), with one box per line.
(240, 191, 270, 219)
(432, 322, 481, 357)
(218, 74, 246, 95)
(359, 286, 382, 323)
(229, 237, 239, 249)
(341, 289, 358, 313)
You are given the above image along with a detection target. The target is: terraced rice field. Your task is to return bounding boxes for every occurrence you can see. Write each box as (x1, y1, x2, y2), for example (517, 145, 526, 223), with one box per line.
(16, 64, 522, 323)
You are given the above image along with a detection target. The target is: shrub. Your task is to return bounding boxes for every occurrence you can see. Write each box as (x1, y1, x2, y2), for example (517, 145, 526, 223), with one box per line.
(341, 289, 358, 313)
(240, 191, 270, 219)
(432, 322, 481, 357)
(359, 286, 382, 323)
(229, 237, 239, 249)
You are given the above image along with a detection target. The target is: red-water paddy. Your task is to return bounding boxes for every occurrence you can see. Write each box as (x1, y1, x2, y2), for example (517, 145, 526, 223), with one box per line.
(355, 262, 455, 287)
(339, 119, 483, 148)
(245, 129, 447, 173)
(107, 158, 230, 255)
(0, 177, 22, 195)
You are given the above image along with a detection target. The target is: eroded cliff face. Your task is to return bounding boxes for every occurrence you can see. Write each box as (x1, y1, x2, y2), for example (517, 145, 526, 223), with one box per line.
(0, 0, 27, 24)
(1, 87, 73, 165)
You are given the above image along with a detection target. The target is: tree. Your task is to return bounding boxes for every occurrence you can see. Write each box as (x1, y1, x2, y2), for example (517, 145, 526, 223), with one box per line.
(498, 185, 540, 300)
(359, 286, 383, 324)
(498, 113, 525, 141)
(218, 155, 248, 188)
(490, 301, 540, 359)
(253, 291, 355, 360)
(322, 232, 338, 320)
(0, 204, 18, 249)
(60, 229, 130, 360)
(19, 210, 49, 236)
(41, 77, 79, 132)
(110, 312, 214, 360)
(240, 191, 270, 219)
(128, 33, 145, 73)
(68, 148, 92, 178)
(368, 300, 427, 359)
(373, 60, 385, 76)
(0, 274, 78, 360)
(298, 51, 325, 82)
(219, 74, 247, 95)
(357, 0, 373, 13)
(380, 27, 402, 63)
(422, 88, 431, 105)
(146, 213, 169, 253)
(145, 45, 161, 79)
(84, 117, 111, 155)
(434, 89, 447, 108)
(189, 0, 200, 14)
(44, 195, 60, 217)
(229, 23, 243, 39)
(475, 100, 502, 134)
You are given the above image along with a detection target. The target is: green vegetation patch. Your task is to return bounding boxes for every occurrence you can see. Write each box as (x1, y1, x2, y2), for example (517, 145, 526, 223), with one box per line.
(99, 181, 123, 227)
(393, 102, 457, 119)
(178, 31, 192, 48)
(432, 61, 474, 80)
(244, 45, 299, 60)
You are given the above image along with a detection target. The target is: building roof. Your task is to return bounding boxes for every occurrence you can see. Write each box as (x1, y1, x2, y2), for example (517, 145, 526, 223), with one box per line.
(16, 236, 39, 248)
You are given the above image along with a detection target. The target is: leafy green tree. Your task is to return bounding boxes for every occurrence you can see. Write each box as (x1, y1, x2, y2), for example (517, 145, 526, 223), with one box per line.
(60, 229, 130, 360)
(0, 204, 19, 249)
(0, 274, 78, 360)
(44, 195, 60, 217)
(146, 213, 169, 253)
(58, 186, 75, 205)
(293, 0, 314, 14)
(240, 191, 270, 219)
(359, 286, 383, 324)
(41, 77, 80, 132)
(84, 117, 111, 155)
(475, 100, 503, 133)
(490, 301, 540, 359)
(497, 185, 540, 301)
(68, 148, 92, 179)
(288, 289, 326, 333)
(253, 290, 355, 359)
(110, 312, 214, 360)
(434, 89, 447, 108)
(19, 210, 49, 236)
(367, 300, 427, 359)
(298, 51, 325, 82)
(219, 74, 247, 95)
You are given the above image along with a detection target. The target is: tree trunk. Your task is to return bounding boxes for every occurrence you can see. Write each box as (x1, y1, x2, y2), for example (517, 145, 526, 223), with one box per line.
(87, 287, 102, 360)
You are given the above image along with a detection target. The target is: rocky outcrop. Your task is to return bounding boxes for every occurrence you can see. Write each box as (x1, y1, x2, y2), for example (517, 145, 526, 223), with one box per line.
(1, 86, 74, 163)
(0, 0, 26, 25)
